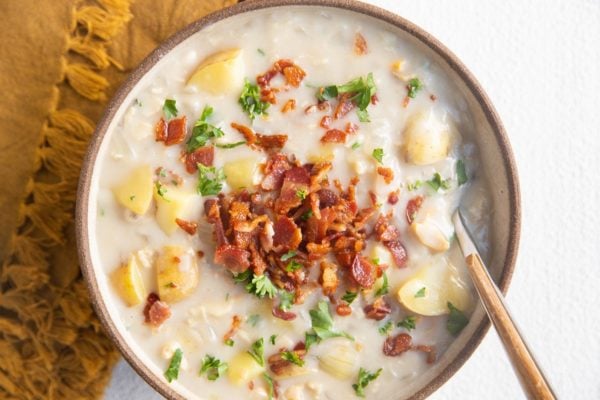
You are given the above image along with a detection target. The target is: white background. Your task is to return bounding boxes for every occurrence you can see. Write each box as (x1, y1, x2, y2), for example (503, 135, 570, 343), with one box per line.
(105, 0, 600, 398)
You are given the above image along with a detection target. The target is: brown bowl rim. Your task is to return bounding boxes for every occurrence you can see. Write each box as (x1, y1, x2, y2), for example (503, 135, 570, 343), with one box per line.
(75, 1, 521, 399)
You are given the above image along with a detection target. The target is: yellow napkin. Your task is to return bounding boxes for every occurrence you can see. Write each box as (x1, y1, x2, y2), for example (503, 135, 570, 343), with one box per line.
(0, 0, 237, 398)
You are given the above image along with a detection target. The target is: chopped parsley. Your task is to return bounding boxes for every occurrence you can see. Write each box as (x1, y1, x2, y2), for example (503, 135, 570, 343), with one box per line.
(285, 260, 303, 272)
(342, 291, 358, 304)
(134, 98, 142, 107)
(199, 355, 228, 381)
(187, 105, 225, 152)
(316, 85, 339, 101)
(257, 48, 266, 56)
(296, 188, 308, 200)
(372, 148, 384, 164)
(447, 302, 469, 336)
(407, 77, 424, 99)
(162, 99, 178, 119)
(197, 164, 226, 196)
(164, 348, 183, 383)
(378, 320, 393, 336)
(407, 180, 423, 191)
(351, 142, 361, 150)
(129, 195, 136, 201)
(426, 172, 451, 192)
(246, 274, 278, 299)
(155, 182, 168, 199)
(456, 159, 468, 186)
(374, 273, 389, 297)
(233, 269, 252, 283)
(247, 314, 260, 327)
(301, 210, 313, 220)
(263, 373, 275, 400)
(225, 338, 235, 347)
(247, 338, 265, 366)
(281, 250, 297, 261)
(316, 73, 377, 122)
(353, 367, 383, 397)
(278, 291, 295, 311)
(215, 141, 246, 149)
(305, 300, 353, 349)
(239, 79, 270, 121)
(371, 257, 380, 266)
(415, 287, 427, 298)
(281, 350, 304, 367)
(269, 334, 277, 345)
(397, 316, 417, 331)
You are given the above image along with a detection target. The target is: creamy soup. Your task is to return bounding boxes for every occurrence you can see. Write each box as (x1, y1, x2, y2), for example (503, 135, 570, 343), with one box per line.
(92, 6, 490, 400)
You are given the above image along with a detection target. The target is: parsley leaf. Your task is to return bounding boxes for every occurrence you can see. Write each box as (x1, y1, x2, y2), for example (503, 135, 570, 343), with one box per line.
(351, 142, 361, 150)
(304, 332, 319, 351)
(247, 314, 260, 327)
(316, 85, 339, 101)
(257, 48, 266, 56)
(374, 272, 389, 297)
(187, 105, 224, 152)
(316, 73, 377, 121)
(353, 367, 382, 397)
(247, 338, 265, 366)
(233, 269, 252, 283)
(372, 148, 384, 164)
(215, 141, 246, 149)
(246, 274, 278, 299)
(269, 334, 277, 345)
(342, 291, 358, 304)
(285, 260, 302, 272)
(407, 77, 424, 99)
(197, 164, 226, 196)
(308, 301, 353, 344)
(407, 180, 422, 191)
(239, 79, 270, 121)
(356, 109, 370, 122)
(278, 291, 295, 311)
(447, 302, 469, 335)
(162, 99, 178, 119)
(296, 188, 308, 200)
(281, 350, 304, 367)
(397, 316, 416, 330)
(164, 348, 183, 383)
(456, 159, 468, 186)
(199, 355, 227, 381)
(426, 172, 451, 192)
(225, 338, 235, 347)
(415, 287, 426, 298)
(301, 210, 313, 220)
(378, 321, 393, 336)
(281, 250, 297, 261)
(155, 182, 168, 199)
(263, 373, 275, 400)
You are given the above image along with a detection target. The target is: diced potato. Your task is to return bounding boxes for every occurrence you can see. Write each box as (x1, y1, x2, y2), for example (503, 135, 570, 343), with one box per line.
(402, 111, 451, 165)
(318, 342, 358, 379)
(227, 352, 265, 386)
(112, 165, 153, 215)
(370, 244, 394, 267)
(397, 258, 472, 316)
(223, 157, 261, 190)
(390, 59, 410, 81)
(156, 246, 199, 303)
(187, 49, 245, 94)
(111, 254, 146, 306)
(154, 185, 194, 235)
(410, 217, 450, 252)
(307, 145, 334, 163)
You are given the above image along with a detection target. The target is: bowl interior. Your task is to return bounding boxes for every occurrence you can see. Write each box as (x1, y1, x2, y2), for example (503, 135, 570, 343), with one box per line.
(76, 1, 520, 399)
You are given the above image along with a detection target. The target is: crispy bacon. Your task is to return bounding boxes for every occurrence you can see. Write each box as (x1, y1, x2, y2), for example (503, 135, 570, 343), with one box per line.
(163, 117, 187, 146)
(185, 145, 214, 173)
(281, 99, 296, 113)
(214, 244, 251, 273)
(175, 218, 198, 235)
(205, 199, 228, 246)
(144, 293, 171, 327)
(320, 116, 332, 129)
(364, 297, 391, 320)
(320, 261, 339, 296)
(377, 167, 394, 184)
(374, 214, 401, 242)
(354, 32, 368, 55)
(385, 240, 408, 268)
(350, 255, 375, 288)
(261, 153, 292, 191)
(345, 122, 358, 134)
(318, 189, 339, 208)
(388, 190, 400, 205)
(155, 118, 167, 142)
(336, 303, 352, 316)
(321, 129, 347, 144)
(272, 217, 302, 251)
(272, 307, 297, 321)
(383, 333, 412, 356)
(414, 345, 437, 364)
(231, 122, 257, 145)
(274, 59, 306, 87)
(334, 93, 356, 119)
(268, 349, 306, 376)
(223, 315, 242, 342)
(256, 133, 288, 152)
(274, 167, 311, 214)
(406, 196, 424, 225)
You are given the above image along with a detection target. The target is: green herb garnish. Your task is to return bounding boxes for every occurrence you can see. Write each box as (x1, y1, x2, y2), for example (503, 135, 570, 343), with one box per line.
(278, 291, 295, 311)
(162, 99, 178, 119)
(447, 302, 469, 335)
(269, 334, 277, 345)
(407, 77, 424, 99)
(187, 105, 224, 152)
(197, 164, 226, 196)
(239, 79, 270, 121)
(199, 355, 227, 381)
(281, 350, 304, 367)
(301, 210, 313, 220)
(164, 348, 183, 383)
(426, 172, 451, 191)
(296, 188, 308, 200)
(374, 273, 389, 297)
(285, 260, 303, 272)
(415, 287, 426, 298)
(316, 73, 377, 122)
(247, 338, 265, 366)
(257, 48, 266, 56)
(281, 250, 297, 261)
(155, 182, 168, 199)
(225, 338, 235, 347)
(342, 291, 358, 304)
(372, 148, 384, 164)
(397, 316, 416, 331)
(378, 321, 393, 336)
(407, 180, 423, 191)
(263, 373, 275, 400)
(353, 367, 382, 397)
(247, 314, 260, 327)
(456, 159, 468, 186)
(308, 300, 353, 343)
(246, 274, 278, 299)
(233, 269, 252, 283)
(351, 142, 361, 150)
(215, 141, 246, 149)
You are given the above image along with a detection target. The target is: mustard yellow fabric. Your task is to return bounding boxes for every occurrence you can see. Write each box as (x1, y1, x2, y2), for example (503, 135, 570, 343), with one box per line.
(0, 0, 237, 398)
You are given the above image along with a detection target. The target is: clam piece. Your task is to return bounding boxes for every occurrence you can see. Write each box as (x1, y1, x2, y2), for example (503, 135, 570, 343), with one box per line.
(402, 110, 451, 165)
(411, 216, 451, 253)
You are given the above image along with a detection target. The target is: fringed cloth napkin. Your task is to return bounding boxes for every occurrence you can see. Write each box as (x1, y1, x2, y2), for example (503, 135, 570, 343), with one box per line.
(0, 0, 237, 398)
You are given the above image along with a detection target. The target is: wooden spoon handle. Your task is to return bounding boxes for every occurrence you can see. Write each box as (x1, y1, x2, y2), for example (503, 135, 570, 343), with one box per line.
(465, 254, 556, 400)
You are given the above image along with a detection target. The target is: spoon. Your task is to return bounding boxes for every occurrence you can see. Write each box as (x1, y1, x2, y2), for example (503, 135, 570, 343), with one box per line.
(452, 210, 556, 400)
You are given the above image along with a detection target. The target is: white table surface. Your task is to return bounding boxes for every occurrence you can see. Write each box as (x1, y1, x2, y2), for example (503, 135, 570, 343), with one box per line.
(105, 0, 600, 398)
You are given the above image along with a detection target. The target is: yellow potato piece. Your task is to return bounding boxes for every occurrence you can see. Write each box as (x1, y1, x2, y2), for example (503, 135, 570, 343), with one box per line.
(397, 258, 471, 316)
(223, 157, 261, 190)
(307, 146, 334, 163)
(154, 185, 194, 235)
(187, 49, 245, 94)
(410, 217, 450, 253)
(111, 254, 147, 306)
(227, 352, 265, 386)
(156, 245, 199, 303)
(402, 111, 451, 165)
(112, 165, 153, 215)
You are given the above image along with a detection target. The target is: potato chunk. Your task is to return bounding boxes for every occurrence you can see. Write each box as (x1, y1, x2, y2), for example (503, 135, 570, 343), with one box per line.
(223, 157, 261, 190)
(112, 165, 153, 215)
(111, 254, 147, 306)
(156, 245, 199, 303)
(227, 352, 265, 386)
(154, 185, 194, 235)
(187, 49, 244, 94)
(402, 111, 451, 165)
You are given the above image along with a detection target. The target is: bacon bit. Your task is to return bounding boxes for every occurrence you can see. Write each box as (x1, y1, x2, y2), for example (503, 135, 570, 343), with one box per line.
(185, 145, 214, 173)
(374, 214, 401, 242)
(345, 122, 358, 135)
(204, 199, 228, 246)
(334, 93, 356, 119)
(143, 293, 159, 322)
(274, 167, 311, 214)
(414, 344, 437, 364)
(354, 32, 368, 55)
(350, 255, 376, 288)
(154, 118, 167, 142)
(319, 115, 332, 129)
(257, 68, 278, 87)
(321, 129, 347, 144)
(306, 242, 330, 261)
(223, 315, 242, 343)
(248, 381, 254, 391)
(272, 217, 302, 251)
(385, 240, 408, 268)
(262, 153, 292, 191)
(371, 93, 379, 105)
(320, 261, 339, 296)
(275, 59, 306, 87)
(214, 244, 251, 273)
(304, 104, 318, 114)
(175, 218, 198, 235)
(402, 96, 410, 108)
(231, 122, 257, 145)
(197, 250, 205, 259)
(256, 133, 288, 152)
(317, 101, 331, 112)
(368, 191, 378, 207)
(405, 196, 424, 225)
(281, 99, 296, 113)
(388, 190, 400, 205)
(430, 94, 437, 101)
(144, 293, 171, 327)
(336, 304, 352, 316)
(164, 117, 187, 146)
(268, 349, 307, 376)
(272, 307, 297, 321)
(318, 189, 339, 208)
(364, 297, 391, 320)
(383, 333, 412, 356)
(377, 167, 394, 184)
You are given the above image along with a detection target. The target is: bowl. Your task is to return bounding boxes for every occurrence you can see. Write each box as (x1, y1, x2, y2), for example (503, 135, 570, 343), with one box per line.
(76, 1, 520, 398)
